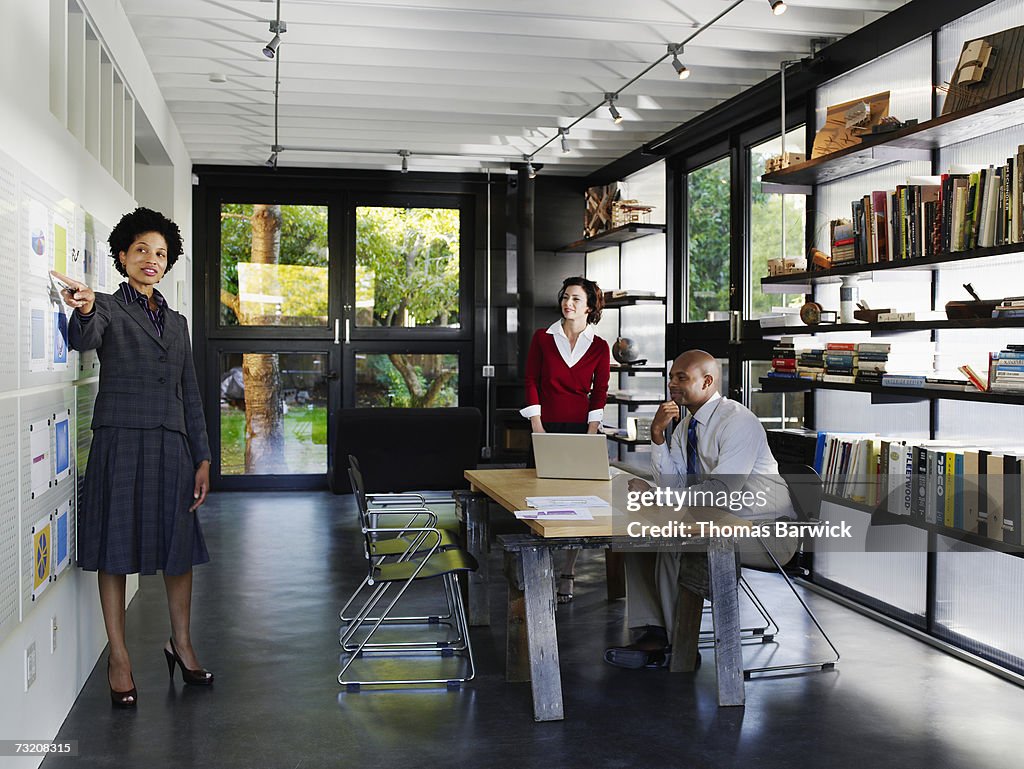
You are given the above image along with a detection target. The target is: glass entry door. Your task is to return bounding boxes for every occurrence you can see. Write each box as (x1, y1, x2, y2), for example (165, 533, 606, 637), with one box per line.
(344, 201, 465, 410)
(207, 195, 471, 489)
(213, 202, 337, 487)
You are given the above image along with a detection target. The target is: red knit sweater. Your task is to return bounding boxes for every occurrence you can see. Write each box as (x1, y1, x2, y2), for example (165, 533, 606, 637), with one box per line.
(524, 329, 610, 424)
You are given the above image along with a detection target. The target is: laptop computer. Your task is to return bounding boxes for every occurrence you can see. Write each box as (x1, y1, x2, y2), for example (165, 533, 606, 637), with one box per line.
(532, 433, 612, 481)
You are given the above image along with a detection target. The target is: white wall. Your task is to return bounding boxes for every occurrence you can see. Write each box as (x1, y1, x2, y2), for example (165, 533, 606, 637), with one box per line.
(0, 0, 192, 761)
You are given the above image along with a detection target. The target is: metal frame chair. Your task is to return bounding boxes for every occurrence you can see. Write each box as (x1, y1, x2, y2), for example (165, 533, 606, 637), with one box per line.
(740, 463, 841, 678)
(338, 523, 478, 690)
(339, 456, 460, 626)
(338, 456, 478, 690)
(698, 578, 780, 648)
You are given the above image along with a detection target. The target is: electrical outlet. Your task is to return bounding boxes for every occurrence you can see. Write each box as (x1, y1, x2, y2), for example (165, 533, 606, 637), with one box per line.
(50, 616, 58, 654)
(482, 364, 495, 378)
(25, 642, 37, 691)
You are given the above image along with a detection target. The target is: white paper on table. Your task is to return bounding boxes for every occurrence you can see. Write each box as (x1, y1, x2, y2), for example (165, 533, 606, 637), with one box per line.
(525, 495, 610, 508)
(514, 507, 595, 521)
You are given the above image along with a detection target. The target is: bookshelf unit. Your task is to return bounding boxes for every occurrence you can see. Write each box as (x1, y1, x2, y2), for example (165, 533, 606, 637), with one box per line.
(557, 223, 667, 466)
(753, 2, 1024, 678)
(761, 88, 1024, 190)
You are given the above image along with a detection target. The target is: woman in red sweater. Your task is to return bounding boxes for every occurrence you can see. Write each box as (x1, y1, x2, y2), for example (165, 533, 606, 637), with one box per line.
(520, 276, 610, 602)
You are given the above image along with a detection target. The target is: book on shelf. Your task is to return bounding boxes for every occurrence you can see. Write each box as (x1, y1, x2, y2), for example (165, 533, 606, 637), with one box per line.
(924, 376, 971, 392)
(857, 342, 891, 353)
(988, 347, 1024, 392)
(824, 147, 1024, 270)
(875, 311, 916, 323)
(604, 289, 657, 299)
(958, 364, 988, 391)
(830, 219, 856, 264)
(846, 439, 1024, 542)
(821, 373, 856, 384)
(881, 374, 928, 388)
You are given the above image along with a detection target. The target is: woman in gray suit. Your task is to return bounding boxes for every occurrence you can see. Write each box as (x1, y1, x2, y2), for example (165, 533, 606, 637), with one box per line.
(53, 207, 213, 708)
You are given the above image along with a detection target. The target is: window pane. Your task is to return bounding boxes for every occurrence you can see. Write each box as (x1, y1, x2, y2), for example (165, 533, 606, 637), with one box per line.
(355, 353, 458, 407)
(355, 206, 460, 328)
(219, 352, 329, 475)
(219, 204, 329, 327)
(749, 129, 806, 319)
(687, 157, 731, 322)
(747, 360, 805, 430)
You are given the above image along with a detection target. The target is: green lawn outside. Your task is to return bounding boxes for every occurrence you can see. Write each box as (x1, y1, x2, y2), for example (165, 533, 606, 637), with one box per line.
(220, 405, 327, 475)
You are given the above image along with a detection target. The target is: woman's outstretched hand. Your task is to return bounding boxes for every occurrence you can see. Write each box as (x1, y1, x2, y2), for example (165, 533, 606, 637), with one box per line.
(50, 270, 95, 315)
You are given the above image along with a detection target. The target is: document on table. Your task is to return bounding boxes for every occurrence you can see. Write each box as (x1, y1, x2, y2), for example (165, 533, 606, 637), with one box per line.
(514, 507, 595, 521)
(524, 495, 610, 508)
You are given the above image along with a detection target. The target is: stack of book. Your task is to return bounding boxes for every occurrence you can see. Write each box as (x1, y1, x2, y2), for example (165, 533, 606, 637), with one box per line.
(796, 347, 825, 380)
(833, 145, 1024, 266)
(853, 342, 892, 386)
(830, 220, 856, 265)
(988, 346, 1024, 393)
(822, 342, 857, 383)
(867, 342, 938, 388)
(992, 296, 1024, 318)
(767, 339, 797, 379)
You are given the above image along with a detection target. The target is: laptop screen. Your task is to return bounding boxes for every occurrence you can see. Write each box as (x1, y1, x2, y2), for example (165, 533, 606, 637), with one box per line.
(532, 433, 611, 481)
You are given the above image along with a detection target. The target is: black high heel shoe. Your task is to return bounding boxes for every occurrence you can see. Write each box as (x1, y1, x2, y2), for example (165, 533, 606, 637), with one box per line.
(108, 659, 137, 708)
(164, 637, 214, 685)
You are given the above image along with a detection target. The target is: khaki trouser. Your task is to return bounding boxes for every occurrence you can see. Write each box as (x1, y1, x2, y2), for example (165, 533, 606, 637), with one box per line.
(623, 529, 799, 631)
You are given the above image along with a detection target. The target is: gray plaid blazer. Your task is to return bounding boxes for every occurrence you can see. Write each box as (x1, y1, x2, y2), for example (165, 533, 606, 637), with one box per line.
(68, 291, 212, 467)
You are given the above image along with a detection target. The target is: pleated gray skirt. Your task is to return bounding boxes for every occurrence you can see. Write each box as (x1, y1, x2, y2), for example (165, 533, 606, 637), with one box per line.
(78, 426, 210, 575)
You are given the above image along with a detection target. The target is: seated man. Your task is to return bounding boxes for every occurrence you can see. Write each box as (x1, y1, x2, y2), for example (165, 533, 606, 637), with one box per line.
(605, 350, 798, 669)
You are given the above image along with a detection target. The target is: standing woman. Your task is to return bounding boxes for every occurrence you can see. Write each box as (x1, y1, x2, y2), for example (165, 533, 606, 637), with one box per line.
(520, 276, 610, 602)
(53, 207, 213, 708)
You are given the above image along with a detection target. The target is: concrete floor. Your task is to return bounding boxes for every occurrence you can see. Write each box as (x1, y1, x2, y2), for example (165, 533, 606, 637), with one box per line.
(42, 491, 1022, 769)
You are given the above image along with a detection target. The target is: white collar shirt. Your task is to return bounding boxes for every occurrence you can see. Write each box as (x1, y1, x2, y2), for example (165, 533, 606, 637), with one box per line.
(650, 392, 795, 520)
(547, 320, 595, 368)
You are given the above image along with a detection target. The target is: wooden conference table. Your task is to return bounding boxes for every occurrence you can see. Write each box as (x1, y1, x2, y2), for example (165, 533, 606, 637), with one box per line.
(457, 468, 748, 722)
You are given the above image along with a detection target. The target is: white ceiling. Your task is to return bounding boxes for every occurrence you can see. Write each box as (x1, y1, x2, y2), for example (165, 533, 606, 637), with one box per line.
(121, 0, 910, 176)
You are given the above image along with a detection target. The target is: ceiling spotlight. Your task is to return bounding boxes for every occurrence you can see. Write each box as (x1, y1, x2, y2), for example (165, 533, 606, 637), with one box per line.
(265, 152, 278, 168)
(604, 92, 623, 124)
(398, 149, 410, 173)
(559, 128, 570, 153)
(263, 33, 280, 58)
(667, 44, 690, 81)
(208, 72, 228, 84)
(262, 20, 287, 58)
(769, 0, 787, 15)
(523, 154, 537, 179)
(672, 56, 690, 80)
